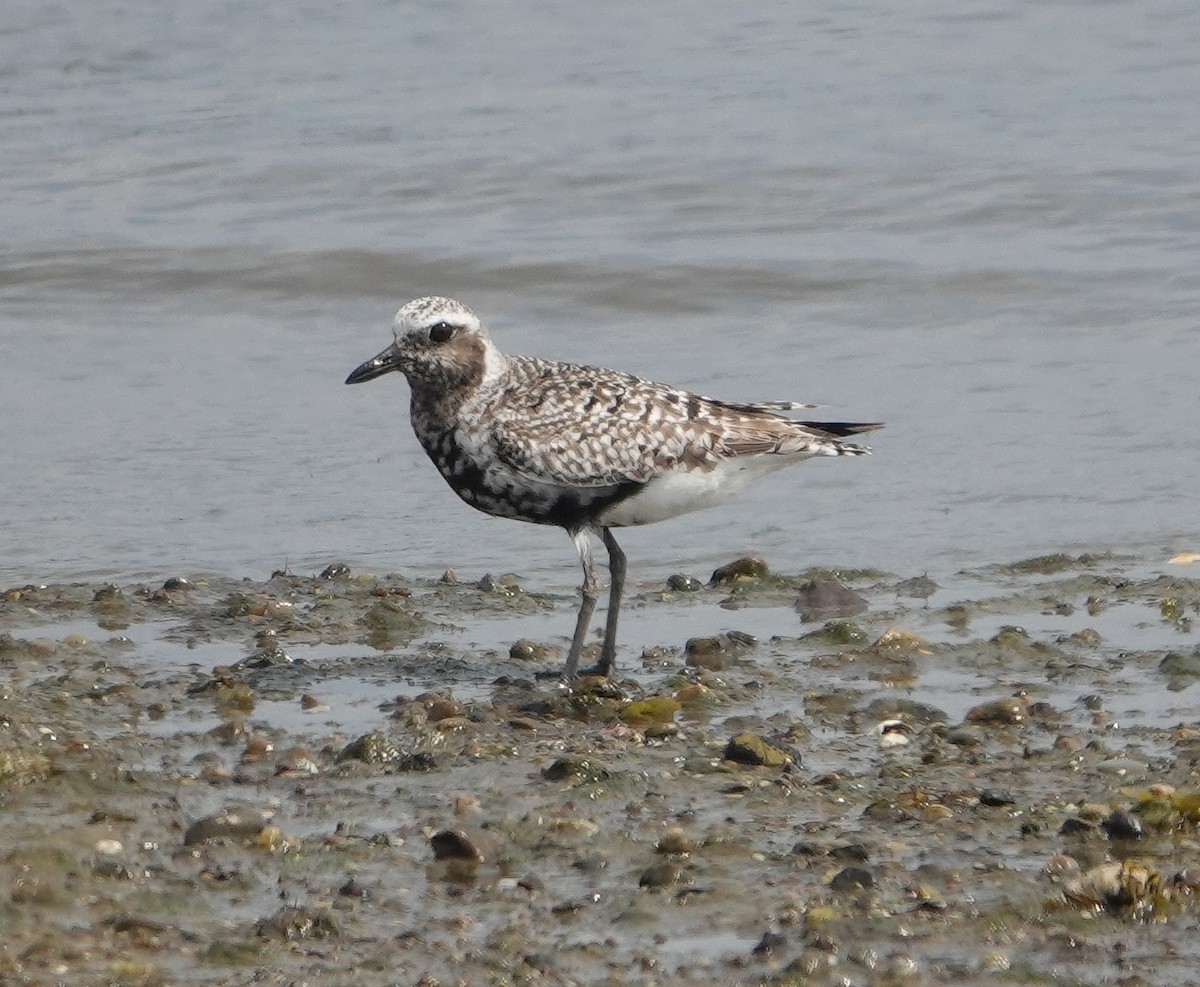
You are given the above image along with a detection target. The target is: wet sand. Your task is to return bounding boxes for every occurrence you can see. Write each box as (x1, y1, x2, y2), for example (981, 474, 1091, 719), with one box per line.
(2, 553, 1199, 985)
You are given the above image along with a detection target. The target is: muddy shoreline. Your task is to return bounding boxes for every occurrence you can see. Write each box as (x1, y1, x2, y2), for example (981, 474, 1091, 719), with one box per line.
(2, 552, 1199, 985)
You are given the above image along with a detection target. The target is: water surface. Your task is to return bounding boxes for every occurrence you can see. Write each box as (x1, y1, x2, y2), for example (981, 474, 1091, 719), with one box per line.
(2, 0, 1198, 586)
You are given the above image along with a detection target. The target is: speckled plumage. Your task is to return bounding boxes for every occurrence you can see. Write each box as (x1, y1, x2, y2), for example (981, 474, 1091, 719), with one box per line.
(347, 296, 882, 677)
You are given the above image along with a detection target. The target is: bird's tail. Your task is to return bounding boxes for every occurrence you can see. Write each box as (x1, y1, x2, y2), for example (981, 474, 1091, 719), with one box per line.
(797, 420, 883, 456)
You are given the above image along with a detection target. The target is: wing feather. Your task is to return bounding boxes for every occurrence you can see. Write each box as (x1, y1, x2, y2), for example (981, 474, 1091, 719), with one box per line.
(480, 357, 875, 487)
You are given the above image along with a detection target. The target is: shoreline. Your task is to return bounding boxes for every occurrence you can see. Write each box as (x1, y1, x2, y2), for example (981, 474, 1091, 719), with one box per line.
(2, 552, 1199, 984)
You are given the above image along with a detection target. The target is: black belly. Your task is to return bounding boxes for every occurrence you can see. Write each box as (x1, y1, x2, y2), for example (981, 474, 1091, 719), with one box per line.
(425, 434, 642, 532)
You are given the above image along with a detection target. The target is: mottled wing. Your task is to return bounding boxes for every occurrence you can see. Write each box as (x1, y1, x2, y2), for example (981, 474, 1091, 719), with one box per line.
(485, 357, 874, 488)
(484, 359, 707, 486)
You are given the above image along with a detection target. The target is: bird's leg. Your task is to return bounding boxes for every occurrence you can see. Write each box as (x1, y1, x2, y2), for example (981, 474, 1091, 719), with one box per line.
(563, 529, 600, 680)
(594, 527, 626, 677)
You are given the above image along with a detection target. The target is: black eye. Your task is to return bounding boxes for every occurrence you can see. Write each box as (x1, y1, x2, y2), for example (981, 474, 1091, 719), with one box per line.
(428, 322, 455, 343)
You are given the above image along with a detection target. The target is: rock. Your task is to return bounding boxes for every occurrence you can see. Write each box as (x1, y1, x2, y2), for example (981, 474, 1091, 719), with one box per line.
(1101, 809, 1145, 840)
(667, 574, 704, 592)
(1062, 860, 1160, 915)
(336, 732, 402, 764)
(543, 756, 609, 783)
(429, 828, 489, 863)
(183, 807, 272, 845)
(800, 620, 868, 645)
(425, 697, 464, 722)
(871, 627, 931, 655)
(620, 696, 681, 724)
(255, 905, 338, 941)
(964, 696, 1030, 726)
(338, 878, 368, 899)
(829, 866, 875, 892)
(795, 580, 867, 621)
(318, 562, 351, 580)
(752, 931, 788, 956)
(275, 747, 320, 776)
(1159, 649, 1200, 678)
(654, 828, 696, 856)
(893, 575, 939, 600)
(510, 639, 560, 663)
(724, 732, 792, 767)
(829, 843, 870, 863)
(710, 556, 768, 585)
(876, 719, 913, 747)
(684, 636, 729, 670)
(638, 861, 683, 889)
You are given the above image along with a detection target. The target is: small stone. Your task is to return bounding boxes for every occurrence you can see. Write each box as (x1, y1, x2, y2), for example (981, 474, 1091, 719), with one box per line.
(275, 747, 320, 776)
(965, 696, 1030, 726)
(1101, 809, 1145, 841)
(425, 697, 464, 722)
(667, 574, 704, 592)
(893, 575, 939, 600)
(336, 732, 402, 764)
(829, 866, 875, 892)
(620, 696, 681, 724)
(517, 874, 545, 893)
(800, 620, 868, 645)
(795, 580, 867, 621)
(184, 807, 272, 845)
(255, 905, 338, 941)
(240, 736, 274, 764)
(871, 627, 930, 654)
(978, 789, 1015, 807)
(724, 732, 792, 767)
(752, 931, 788, 956)
(829, 843, 870, 863)
(543, 756, 609, 782)
(638, 861, 683, 889)
(318, 562, 351, 580)
(876, 719, 913, 747)
(429, 828, 487, 863)
(709, 556, 768, 585)
(684, 636, 729, 670)
(162, 576, 191, 591)
(510, 639, 560, 662)
(655, 828, 696, 856)
(1159, 650, 1200, 678)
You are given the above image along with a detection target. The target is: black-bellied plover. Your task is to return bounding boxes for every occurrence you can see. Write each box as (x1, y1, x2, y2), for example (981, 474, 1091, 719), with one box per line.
(346, 296, 882, 678)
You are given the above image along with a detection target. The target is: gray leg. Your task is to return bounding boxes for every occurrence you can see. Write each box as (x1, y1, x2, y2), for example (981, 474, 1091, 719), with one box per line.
(595, 527, 626, 676)
(563, 529, 600, 679)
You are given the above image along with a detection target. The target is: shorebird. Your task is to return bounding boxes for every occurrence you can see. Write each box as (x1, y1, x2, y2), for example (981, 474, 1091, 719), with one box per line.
(346, 296, 881, 678)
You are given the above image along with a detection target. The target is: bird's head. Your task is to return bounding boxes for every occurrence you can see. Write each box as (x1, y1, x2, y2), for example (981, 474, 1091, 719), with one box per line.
(345, 296, 504, 393)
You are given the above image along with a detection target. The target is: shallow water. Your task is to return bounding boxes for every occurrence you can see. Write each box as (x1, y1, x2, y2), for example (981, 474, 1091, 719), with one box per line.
(2, 0, 1199, 587)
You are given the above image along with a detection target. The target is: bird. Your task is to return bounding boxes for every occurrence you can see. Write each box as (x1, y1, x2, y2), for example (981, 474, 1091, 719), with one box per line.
(345, 296, 882, 679)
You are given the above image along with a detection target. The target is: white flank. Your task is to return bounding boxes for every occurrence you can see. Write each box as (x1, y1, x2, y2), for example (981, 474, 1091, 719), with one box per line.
(598, 453, 813, 528)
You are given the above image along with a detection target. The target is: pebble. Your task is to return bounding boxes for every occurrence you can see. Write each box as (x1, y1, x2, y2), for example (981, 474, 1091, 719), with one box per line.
(1101, 809, 1145, 840)
(794, 580, 868, 620)
(829, 866, 875, 892)
(638, 861, 683, 889)
(429, 828, 489, 863)
(184, 807, 272, 845)
(709, 555, 768, 585)
(724, 732, 792, 767)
